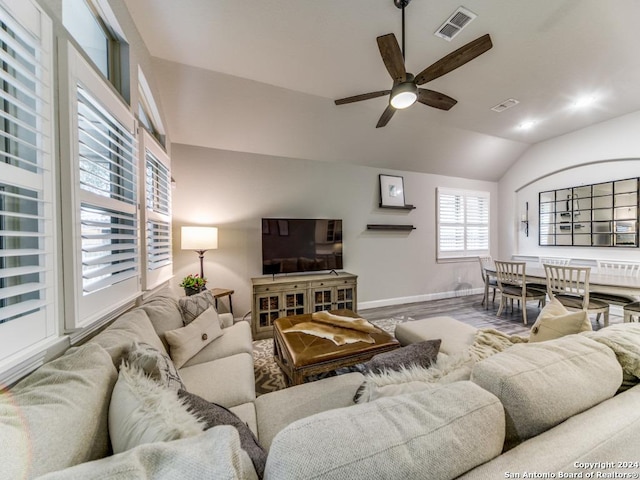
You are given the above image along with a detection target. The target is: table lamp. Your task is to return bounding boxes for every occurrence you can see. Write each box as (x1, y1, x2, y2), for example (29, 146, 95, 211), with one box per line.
(181, 226, 218, 280)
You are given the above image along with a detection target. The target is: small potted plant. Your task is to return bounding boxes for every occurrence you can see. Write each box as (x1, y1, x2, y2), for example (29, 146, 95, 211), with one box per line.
(179, 274, 207, 296)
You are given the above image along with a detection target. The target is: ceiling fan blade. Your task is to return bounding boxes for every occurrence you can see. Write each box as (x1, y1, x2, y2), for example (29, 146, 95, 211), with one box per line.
(377, 33, 407, 83)
(417, 89, 458, 111)
(334, 90, 391, 105)
(415, 34, 493, 85)
(376, 105, 396, 128)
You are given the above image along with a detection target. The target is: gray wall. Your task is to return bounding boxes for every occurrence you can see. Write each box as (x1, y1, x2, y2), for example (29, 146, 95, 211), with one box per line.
(170, 144, 499, 317)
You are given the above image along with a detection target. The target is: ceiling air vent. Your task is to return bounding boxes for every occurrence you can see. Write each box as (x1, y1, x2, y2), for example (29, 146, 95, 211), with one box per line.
(491, 98, 520, 113)
(434, 6, 477, 41)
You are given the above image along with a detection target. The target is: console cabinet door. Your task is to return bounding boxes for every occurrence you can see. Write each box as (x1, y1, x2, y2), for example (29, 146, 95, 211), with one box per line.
(309, 278, 357, 312)
(253, 283, 307, 339)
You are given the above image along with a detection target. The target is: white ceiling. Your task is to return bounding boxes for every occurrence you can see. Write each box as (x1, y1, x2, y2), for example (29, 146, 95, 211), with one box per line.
(123, 0, 640, 181)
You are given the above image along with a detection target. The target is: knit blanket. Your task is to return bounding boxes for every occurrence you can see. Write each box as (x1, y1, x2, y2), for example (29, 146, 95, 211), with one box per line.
(355, 328, 528, 403)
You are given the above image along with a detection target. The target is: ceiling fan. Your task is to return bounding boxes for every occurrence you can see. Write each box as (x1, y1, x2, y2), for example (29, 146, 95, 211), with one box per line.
(334, 0, 493, 128)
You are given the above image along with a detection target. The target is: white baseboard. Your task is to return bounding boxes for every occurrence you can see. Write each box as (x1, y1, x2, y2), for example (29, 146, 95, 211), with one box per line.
(358, 287, 484, 310)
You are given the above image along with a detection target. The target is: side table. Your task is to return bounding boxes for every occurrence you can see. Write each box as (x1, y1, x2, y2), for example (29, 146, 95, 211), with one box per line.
(210, 288, 234, 315)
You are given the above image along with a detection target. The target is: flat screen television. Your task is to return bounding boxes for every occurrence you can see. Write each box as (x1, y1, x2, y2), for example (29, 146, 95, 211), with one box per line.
(261, 218, 343, 275)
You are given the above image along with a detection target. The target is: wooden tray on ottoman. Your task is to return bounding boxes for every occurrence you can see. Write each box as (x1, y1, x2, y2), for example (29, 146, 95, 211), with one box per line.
(273, 309, 400, 386)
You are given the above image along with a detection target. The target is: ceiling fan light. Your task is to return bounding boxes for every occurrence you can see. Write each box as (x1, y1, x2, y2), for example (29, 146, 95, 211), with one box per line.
(390, 82, 418, 109)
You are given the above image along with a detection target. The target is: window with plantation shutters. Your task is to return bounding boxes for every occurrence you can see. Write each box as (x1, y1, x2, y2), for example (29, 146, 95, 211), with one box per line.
(68, 44, 138, 326)
(437, 188, 489, 260)
(140, 129, 172, 289)
(0, 0, 56, 364)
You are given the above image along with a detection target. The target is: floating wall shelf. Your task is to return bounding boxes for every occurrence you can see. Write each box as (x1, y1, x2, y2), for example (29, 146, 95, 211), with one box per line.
(378, 204, 416, 210)
(367, 224, 416, 231)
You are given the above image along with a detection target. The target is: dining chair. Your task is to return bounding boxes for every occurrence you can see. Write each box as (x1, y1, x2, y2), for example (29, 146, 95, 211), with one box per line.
(597, 260, 640, 277)
(539, 257, 571, 266)
(543, 264, 609, 326)
(478, 256, 498, 309)
(494, 261, 546, 325)
(623, 302, 640, 322)
(590, 260, 640, 306)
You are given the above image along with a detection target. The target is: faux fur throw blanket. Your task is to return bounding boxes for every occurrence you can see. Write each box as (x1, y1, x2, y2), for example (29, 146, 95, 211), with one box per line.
(311, 311, 380, 334)
(355, 328, 528, 403)
(282, 322, 375, 346)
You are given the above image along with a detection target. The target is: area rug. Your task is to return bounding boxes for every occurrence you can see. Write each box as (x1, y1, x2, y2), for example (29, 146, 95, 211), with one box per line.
(253, 316, 411, 396)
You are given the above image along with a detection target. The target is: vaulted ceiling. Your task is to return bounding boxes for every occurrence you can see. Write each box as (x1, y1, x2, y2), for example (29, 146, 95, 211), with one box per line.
(123, 0, 640, 181)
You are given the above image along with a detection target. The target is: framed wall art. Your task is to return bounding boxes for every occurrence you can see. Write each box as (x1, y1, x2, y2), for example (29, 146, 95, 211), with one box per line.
(379, 174, 406, 207)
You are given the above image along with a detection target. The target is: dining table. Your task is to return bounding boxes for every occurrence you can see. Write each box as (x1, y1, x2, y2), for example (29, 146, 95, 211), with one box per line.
(483, 264, 640, 308)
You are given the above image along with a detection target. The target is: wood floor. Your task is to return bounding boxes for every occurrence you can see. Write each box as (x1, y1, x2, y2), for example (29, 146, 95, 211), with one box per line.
(359, 293, 622, 336)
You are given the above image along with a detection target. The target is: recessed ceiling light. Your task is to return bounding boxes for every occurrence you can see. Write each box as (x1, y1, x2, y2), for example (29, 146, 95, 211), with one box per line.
(518, 121, 536, 130)
(572, 95, 596, 108)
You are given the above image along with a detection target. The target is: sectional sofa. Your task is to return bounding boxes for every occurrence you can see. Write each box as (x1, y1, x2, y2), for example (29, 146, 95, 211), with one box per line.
(1, 287, 639, 479)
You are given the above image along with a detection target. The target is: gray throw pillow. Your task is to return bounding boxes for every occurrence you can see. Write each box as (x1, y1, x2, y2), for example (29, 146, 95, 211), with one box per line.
(364, 339, 442, 374)
(178, 290, 218, 325)
(178, 389, 267, 479)
(126, 342, 185, 392)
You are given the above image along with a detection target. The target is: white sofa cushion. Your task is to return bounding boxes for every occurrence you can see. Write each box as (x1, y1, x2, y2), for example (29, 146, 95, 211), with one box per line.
(89, 308, 167, 365)
(255, 372, 365, 450)
(459, 384, 640, 478)
(264, 381, 505, 480)
(471, 334, 622, 450)
(179, 352, 256, 408)
(36, 426, 258, 480)
(0, 343, 117, 479)
(139, 288, 185, 351)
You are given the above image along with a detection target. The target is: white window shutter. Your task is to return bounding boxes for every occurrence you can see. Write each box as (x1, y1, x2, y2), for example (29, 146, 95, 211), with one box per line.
(0, 0, 56, 364)
(68, 44, 139, 328)
(437, 188, 490, 260)
(140, 129, 172, 289)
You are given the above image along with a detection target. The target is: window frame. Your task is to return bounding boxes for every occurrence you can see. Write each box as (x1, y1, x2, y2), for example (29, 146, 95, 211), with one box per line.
(140, 128, 172, 290)
(0, 0, 58, 376)
(65, 42, 139, 330)
(62, 0, 130, 101)
(436, 187, 490, 261)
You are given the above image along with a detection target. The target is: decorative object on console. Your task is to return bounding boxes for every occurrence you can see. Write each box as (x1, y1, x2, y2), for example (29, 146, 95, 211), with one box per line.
(181, 226, 218, 280)
(179, 273, 207, 296)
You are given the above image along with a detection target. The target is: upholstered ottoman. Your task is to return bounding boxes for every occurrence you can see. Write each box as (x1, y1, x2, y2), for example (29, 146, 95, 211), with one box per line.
(394, 316, 478, 357)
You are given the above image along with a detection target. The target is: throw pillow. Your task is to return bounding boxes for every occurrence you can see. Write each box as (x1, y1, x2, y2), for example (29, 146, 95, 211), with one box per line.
(529, 296, 592, 343)
(354, 351, 473, 403)
(363, 339, 441, 374)
(164, 306, 224, 368)
(108, 362, 204, 454)
(178, 389, 267, 479)
(178, 290, 220, 326)
(126, 341, 185, 391)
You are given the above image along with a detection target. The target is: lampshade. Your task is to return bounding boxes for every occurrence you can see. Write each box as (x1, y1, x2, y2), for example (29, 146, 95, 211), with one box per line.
(181, 226, 218, 251)
(390, 81, 418, 109)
